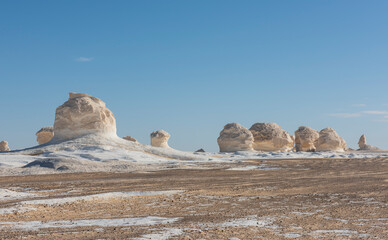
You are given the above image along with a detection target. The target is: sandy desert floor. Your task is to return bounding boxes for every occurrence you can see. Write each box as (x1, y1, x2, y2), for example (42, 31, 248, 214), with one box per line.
(0, 157, 387, 239)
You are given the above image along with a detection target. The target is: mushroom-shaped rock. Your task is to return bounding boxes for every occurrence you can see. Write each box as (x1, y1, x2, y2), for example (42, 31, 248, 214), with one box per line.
(0, 141, 10, 151)
(249, 123, 294, 152)
(150, 130, 170, 148)
(316, 128, 347, 152)
(123, 136, 138, 143)
(358, 134, 379, 151)
(295, 126, 319, 152)
(53, 93, 116, 141)
(217, 123, 254, 152)
(36, 126, 54, 145)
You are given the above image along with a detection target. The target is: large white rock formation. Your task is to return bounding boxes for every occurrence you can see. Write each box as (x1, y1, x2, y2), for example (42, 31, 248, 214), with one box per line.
(217, 123, 254, 152)
(150, 130, 170, 148)
(36, 126, 54, 145)
(0, 140, 10, 151)
(358, 134, 379, 151)
(53, 93, 116, 141)
(316, 128, 347, 152)
(249, 123, 294, 152)
(295, 126, 319, 152)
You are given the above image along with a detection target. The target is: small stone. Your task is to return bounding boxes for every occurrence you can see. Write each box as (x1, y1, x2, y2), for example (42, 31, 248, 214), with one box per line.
(123, 136, 138, 143)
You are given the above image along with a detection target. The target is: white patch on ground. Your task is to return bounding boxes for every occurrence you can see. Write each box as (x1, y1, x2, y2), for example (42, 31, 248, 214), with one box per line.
(0, 206, 37, 215)
(281, 233, 302, 238)
(135, 228, 183, 240)
(226, 166, 258, 171)
(218, 215, 275, 228)
(0, 189, 39, 201)
(0, 216, 181, 230)
(291, 211, 318, 216)
(310, 229, 358, 235)
(0, 155, 44, 168)
(21, 190, 183, 206)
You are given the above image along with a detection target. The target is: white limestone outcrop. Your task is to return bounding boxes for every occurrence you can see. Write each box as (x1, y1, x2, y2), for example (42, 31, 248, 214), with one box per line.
(358, 134, 379, 151)
(295, 126, 319, 152)
(0, 141, 10, 151)
(316, 128, 347, 152)
(249, 123, 294, 152)
(217, 123, 254, 152)
(36, 126, 54, 145)
(53, 93, 116, 141)
(150, 130, 170, 148)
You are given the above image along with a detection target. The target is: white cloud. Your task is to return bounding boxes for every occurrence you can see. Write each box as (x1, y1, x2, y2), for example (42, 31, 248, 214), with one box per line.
(352, 104, 366, 107)
(372, 119, 388, 123)
(362, 110, 388, 115)
(384, 116, 388, 119)
(329, 113, 362, 118)
(75, 57, 94, 62)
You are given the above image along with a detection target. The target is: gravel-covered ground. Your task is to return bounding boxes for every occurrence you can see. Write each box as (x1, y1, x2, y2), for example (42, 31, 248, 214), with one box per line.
(0, 157, 387, 239)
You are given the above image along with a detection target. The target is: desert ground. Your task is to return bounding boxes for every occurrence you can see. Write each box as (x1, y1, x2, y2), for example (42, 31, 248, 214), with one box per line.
(1, 157, 387, 239)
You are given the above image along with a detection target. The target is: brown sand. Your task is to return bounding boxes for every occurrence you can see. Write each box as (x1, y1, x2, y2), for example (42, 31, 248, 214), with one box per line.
(0, 157, 387, 239)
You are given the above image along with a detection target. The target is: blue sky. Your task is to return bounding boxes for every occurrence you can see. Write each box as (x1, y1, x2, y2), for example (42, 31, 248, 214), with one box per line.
(1, 0, 388, 151)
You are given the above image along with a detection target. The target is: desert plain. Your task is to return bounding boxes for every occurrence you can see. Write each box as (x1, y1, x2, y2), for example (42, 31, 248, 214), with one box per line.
(1, 156, 387, 239)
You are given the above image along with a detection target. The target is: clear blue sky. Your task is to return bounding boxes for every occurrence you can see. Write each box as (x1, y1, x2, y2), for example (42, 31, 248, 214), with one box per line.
(1, 0, 388, 151)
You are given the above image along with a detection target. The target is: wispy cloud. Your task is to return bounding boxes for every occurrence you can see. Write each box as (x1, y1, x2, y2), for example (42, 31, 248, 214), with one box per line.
(330, 109, 388, 123)
(75, 57, 94, 62)
(362, 110, 388, 115)
(373, 119, 388, 123)
(352, 104, 366, 107)
(329, 113, 362, 118)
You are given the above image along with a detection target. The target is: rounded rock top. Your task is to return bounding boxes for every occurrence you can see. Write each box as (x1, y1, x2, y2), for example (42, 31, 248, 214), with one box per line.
(53, 92, 117, 141)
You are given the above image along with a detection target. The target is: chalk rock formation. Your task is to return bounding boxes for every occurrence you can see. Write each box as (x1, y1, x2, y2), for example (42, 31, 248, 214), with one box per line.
(358, 134, 379, 151)
(150, 130, 170, 148)
(316, 128, 347, 152)
(294, 126, 319, 152)
(123, 136, 138, 143)
(36, 126, 54, 145)
(53, 93, 116, 141)
(0, 141, 10, 151)
(249, 123, 294, 152)
(217, 123, 254, 152)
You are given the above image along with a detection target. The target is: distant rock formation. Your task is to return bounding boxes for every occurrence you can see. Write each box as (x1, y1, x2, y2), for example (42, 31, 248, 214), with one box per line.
(53, 93, 116, 141)
(195, 148, 205, 153)
(123, 136, 138, 143)
(150, 130, 170, 148)
(358, 134, 379, 151)
(217, 123, 254, 152)
(0, 141, 10, 151)
(249, 123, 294, 152)
(295, 126, 319, 152)
(36, 126, 54, 145)
(316, 128, 347, 152)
